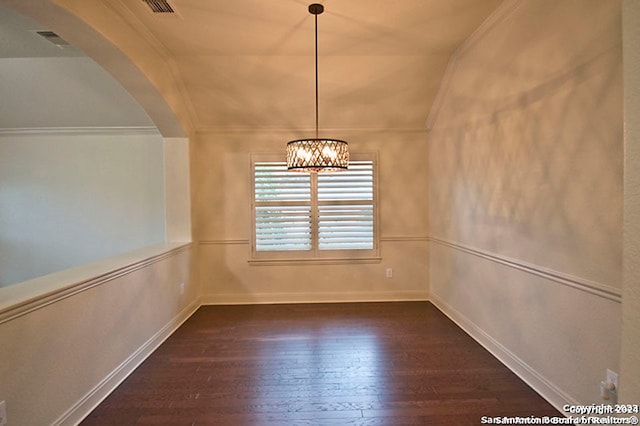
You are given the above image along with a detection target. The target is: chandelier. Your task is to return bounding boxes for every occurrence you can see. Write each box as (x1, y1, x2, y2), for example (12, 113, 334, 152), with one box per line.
(286, 3, 349, 173)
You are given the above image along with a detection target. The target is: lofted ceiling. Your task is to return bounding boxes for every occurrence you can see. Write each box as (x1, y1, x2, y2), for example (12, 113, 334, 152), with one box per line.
(1, 0, 503, 134)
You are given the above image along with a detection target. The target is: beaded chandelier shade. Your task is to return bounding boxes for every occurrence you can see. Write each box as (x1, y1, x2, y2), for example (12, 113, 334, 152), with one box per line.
(286, 4, 349, 173)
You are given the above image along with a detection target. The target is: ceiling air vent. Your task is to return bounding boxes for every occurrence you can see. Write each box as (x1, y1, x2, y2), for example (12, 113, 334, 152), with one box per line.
(36, 31, 70, 47)
(142, 0, 175, 14)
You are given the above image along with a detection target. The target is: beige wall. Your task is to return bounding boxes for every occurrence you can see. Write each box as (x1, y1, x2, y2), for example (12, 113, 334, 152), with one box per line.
(0, 3, 198, 424)
(0, 245, 197, 425)
(620, 0, 640, 404)
(428, 0, 622, 408)
(0, 131, 166, 286)
(3, 1, 637, 423)
(0, 131, 193, 425)
(44, 0, 191, 136)
(164, 137, 192, 243)
(192, 129, 429, 303)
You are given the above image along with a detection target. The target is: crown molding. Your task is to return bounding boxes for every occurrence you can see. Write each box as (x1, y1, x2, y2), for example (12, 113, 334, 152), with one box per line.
(0, 126, 160, 136)
(195, 126, 430, 135)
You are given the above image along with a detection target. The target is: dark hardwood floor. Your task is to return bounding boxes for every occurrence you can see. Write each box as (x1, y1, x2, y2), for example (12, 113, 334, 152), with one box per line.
(82, 302, 561, 425)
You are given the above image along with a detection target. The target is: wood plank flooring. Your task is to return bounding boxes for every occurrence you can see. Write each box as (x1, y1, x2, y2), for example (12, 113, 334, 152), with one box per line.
(82, 302, 561, 425)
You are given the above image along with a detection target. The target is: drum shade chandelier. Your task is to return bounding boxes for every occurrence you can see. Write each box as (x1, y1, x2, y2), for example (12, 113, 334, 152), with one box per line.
(286, 3, 349, 172)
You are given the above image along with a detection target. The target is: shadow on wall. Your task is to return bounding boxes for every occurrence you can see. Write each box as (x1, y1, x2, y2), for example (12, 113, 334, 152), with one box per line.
(0, 133, 166, 287)
(427, 0, 623, 406)
(430, 39, 622, 287)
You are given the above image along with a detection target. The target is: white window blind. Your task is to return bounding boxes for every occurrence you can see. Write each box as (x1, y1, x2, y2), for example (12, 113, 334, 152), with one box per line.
(254, 162, 311, 251)
(317, 161, 374, 250)
(252, 156, 377, 258)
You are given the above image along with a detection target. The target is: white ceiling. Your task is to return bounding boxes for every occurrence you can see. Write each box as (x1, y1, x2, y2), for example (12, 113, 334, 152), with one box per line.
(0, 0, 504, 134)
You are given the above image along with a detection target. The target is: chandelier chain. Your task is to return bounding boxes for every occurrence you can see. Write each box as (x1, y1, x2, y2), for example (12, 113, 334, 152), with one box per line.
(314, 11, 319, 139)
(286, 3, 349, 173)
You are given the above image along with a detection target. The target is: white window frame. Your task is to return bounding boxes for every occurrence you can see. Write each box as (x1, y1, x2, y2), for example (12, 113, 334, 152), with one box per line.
(250, 152, 380, 264)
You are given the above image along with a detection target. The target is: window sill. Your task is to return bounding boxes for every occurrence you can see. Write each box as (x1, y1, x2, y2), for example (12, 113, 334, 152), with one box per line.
(248, 256, 382, 266)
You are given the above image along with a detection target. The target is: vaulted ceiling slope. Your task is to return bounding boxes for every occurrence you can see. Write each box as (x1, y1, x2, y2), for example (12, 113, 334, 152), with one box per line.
(3, 0, 503, 134)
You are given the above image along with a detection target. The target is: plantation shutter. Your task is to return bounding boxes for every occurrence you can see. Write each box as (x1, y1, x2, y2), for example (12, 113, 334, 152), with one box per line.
(317, 160, 374, 250)
(252, 155, 377, 258)
(254, 162, 312, 251)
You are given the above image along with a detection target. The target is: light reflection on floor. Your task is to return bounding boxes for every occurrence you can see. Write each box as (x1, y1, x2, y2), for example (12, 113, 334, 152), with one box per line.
(253, 325, 383, 412)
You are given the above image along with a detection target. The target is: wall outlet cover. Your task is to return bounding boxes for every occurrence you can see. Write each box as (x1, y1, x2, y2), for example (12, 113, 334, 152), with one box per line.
(607, 369, 619, 389)
(0, 400, 7, 426)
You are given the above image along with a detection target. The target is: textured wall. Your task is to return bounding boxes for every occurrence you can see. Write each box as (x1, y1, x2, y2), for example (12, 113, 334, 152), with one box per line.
(620, 0, 640, 404)
(192, 129, 429, 303)
(428, 0, 622, 407)
(0, 132, 166, 286)
(0, 245, 196, 425)
(164, 137, 192, 243)
(0, 57, 154, 129)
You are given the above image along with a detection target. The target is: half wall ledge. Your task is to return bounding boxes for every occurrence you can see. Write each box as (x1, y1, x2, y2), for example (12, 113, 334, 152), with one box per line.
(0, 242, 192, 324)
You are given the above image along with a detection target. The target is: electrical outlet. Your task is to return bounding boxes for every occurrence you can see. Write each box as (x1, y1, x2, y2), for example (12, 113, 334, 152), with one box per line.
(385, 268, 393, 278)
(607, 369, 618, 390)
(179, 282, 185, 295)
(601, 369, 619, 404)
(0, 400, 7, 426)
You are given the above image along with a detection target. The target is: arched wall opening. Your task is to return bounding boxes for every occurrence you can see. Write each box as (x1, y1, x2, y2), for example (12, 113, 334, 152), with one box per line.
(0, 1, 191, 288)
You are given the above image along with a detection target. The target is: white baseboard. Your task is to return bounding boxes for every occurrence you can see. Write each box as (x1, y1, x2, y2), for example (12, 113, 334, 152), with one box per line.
(429, 293, 576, 413)
(54, 297, 201, 426)
(51, 292, 573, 424)
(53, 292, 425, 425)
(201, 291, 428, 305)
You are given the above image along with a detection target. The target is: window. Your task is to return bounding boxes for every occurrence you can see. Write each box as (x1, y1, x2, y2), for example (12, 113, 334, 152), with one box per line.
(251, 153, 378, 262)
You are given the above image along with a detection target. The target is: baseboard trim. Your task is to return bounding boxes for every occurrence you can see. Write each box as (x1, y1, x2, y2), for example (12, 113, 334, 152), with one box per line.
(51, 292, 575, 424)
(0, 126, 159, 136)
(429, 293, 577, 413)
(201, 291, 428, 305)
(54, 297, 201, 426)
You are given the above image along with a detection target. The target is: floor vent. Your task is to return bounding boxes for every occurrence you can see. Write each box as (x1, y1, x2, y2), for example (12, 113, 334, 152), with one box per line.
(142, 0, 175, 14)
